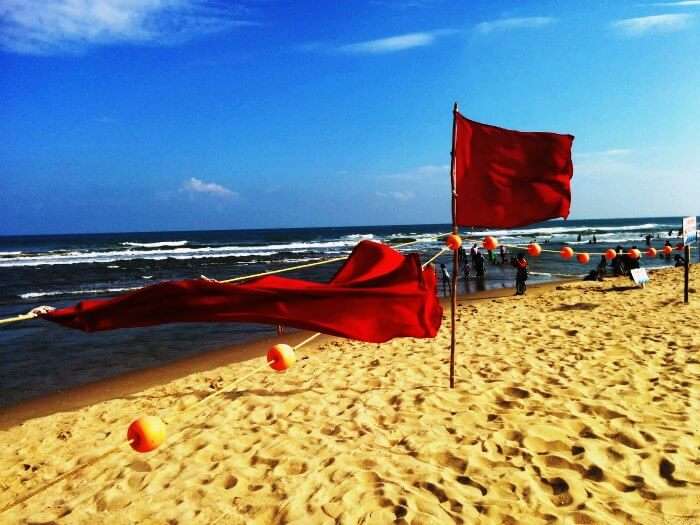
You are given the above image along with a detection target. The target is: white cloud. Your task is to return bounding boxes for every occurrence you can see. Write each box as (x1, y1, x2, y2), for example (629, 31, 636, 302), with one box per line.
(376, 190, 415, 201)
(334, 29, 455, 55)
(0, 0, 255, 55)
(475, 17, 555, 34)
(181, 177, 237, 197)
(369, 0, 439, 8)
(612, 13, 693, 36)
(651, 1, 700, 6)
(574, 149, 635, 179)
(384, 164, 450, 181)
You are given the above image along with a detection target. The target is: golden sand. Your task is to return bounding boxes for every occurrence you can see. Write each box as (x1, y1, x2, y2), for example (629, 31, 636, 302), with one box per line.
(1, 266, 700, 524)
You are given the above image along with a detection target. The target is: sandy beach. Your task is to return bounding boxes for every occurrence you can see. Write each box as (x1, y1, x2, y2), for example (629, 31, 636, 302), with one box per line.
(1, 266, 699, 524)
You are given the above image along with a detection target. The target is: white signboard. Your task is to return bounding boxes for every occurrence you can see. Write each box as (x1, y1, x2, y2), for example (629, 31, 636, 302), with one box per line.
(683, 216, 697, 245)
(631, 268, 649, 287)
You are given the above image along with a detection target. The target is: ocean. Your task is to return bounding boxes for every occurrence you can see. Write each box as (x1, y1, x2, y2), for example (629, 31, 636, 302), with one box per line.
(0, 217, 695, 408)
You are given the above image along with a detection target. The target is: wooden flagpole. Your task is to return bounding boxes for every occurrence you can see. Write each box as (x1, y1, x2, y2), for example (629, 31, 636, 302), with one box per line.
(684, 244, 690, 304)
(449, 102, 459, 389)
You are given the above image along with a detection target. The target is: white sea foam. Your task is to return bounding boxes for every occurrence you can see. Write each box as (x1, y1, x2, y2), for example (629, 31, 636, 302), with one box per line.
(20, 287, 141, 299)
(0, 239, 367, 267)
(472, 223, 663, 238)
(0, 251, 22, 256)
(121, 241, 189, 248)
(341, 234, 375, 240)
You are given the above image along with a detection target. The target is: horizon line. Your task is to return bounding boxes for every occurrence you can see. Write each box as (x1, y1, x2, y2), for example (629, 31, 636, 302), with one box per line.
(0, 215, 694, 238)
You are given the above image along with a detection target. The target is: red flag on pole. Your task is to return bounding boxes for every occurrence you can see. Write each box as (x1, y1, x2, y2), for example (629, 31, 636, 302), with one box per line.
(42, 241, 442, 343)
(454, 113, 574, 228)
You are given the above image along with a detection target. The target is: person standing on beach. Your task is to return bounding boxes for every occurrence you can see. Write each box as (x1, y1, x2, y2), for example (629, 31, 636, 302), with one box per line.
(470, 244, 478, 266)
(512, 252, 528, 295)
(460, 248, 470, 282)
(499, 244, 507, 264)
(474, 250, 485, 279)
(596, 255, 607, 280)
(613, 245, 627, 276)
(440, 263, 451, 297)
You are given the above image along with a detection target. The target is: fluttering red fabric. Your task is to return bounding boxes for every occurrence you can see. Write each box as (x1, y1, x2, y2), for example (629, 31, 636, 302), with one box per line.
(454, 113, 574, 228)
(42, 240, 443, 343)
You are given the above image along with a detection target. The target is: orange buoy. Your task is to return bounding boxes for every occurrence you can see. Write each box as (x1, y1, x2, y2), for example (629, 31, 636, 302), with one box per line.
(267, 343, 296, 371)
(127, 416, 166, 453)
(560, 246, 574, 259)
(576, 252, 590, 264)
(527, 243, 542, 257)
(663, 245, 673, 256)
(445, 234, 462, 251)
(627, 248, 641, 260)
(605, 248, 617, 261)
(483, 236, 498, 251)
(646, 247, 657, 257)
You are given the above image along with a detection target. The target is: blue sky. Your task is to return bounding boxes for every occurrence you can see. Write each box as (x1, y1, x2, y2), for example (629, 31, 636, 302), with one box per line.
(1, 0, 699, 234)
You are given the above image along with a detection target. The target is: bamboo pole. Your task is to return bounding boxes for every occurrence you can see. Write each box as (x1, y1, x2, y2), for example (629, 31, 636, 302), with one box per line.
(684, 244, 690, 304)
(449, 102, 459, 389)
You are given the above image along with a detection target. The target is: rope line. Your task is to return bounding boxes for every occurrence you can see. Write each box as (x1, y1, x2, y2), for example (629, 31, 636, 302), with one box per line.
(0, 306, 55, 327)
(422, 247, 448, 268)
(458, 234, 696, 257)
(219, 256, 348, 283)
(0, 444, 124, 514)
(169, 331, 322, 423)
(0, 312, 37, 326)
(221, 236, 431, 284)
(153, 331, 324, 445)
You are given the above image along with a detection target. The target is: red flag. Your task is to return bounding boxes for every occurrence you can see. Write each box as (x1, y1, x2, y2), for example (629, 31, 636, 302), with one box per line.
(454, 113, 574, 228)
(42, 241, 442, 343)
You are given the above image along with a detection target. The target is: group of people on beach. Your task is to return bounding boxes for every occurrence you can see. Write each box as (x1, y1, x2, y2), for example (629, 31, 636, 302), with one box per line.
(439, 242, 529, 296)
(576, 233, 598, 244)
(439, 227, 692, 297)
(582, 239, 687, 282)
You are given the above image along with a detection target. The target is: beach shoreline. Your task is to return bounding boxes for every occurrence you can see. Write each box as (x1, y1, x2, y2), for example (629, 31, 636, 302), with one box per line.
(1, 266, 698, 524)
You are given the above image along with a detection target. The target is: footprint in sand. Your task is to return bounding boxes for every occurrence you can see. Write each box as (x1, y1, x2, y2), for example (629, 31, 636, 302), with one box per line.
(659, 458, 687, 488)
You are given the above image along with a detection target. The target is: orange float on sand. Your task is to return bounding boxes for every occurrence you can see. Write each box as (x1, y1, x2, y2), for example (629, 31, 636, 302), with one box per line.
(445, 234, 462, 251)
(646, 247, 657, 257)
(267, 344, 296, 371)
(127, 416, 166, 453)
(576, 252, 590, 264)
(560, 246, 574, 259)
(605, 248, 617, 261)
(483, 236, 498, 251)
(663, 245, 673, 256)
(627, 248, 641, 260)
(527, 243, 542, 257)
